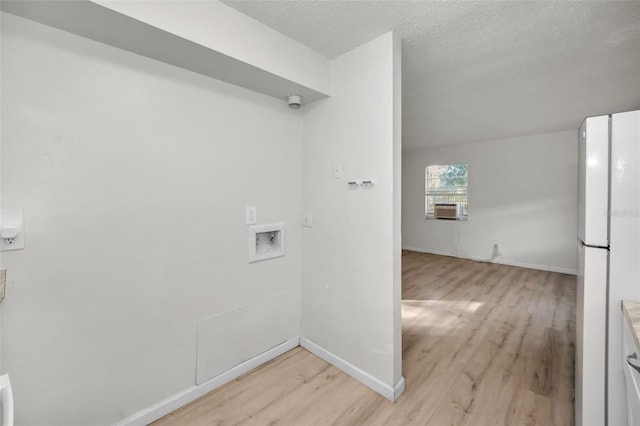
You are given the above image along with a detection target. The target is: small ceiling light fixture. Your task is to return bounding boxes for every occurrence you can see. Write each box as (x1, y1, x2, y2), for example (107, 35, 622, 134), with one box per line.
(287, 94, 302, 109)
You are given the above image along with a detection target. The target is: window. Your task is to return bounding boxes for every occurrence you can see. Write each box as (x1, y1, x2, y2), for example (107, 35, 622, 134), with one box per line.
(425, 164, 468, 220)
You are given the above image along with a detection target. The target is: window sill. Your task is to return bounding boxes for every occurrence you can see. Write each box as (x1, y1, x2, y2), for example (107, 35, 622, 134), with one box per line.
(425, 216, 468, 221)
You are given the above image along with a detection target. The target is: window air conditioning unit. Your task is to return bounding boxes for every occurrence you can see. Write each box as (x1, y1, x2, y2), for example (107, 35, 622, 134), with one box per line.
(434, 204, 461, 220)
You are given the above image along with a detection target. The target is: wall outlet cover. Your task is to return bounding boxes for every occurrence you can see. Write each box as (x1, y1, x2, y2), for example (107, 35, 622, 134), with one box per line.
(0, 207, 25, 251)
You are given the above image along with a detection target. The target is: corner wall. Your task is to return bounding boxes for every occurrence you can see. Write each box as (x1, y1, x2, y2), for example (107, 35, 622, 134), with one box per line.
(301, 32, 403, 395)
(402, 130, 578, 274)
(1, 13, 302, 424)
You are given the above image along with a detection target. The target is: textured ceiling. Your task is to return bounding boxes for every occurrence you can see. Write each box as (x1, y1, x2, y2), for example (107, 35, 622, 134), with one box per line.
(223, 0, 640, 149)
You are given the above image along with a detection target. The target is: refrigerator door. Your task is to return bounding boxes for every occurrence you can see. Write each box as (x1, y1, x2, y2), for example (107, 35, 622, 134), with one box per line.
(607, 110, 640, 426)
(576, 243, 607, 426)
(578, 115, 609, 247)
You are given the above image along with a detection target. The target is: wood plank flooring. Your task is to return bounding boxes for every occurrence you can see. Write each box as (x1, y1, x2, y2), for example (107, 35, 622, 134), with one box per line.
(153, 251, 576, 425)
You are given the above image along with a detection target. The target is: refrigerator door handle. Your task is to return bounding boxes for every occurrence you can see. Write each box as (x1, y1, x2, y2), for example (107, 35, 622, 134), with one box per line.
(627, 353, 640, 375)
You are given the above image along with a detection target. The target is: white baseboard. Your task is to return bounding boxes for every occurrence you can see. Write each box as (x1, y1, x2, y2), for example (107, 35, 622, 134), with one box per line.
(299, 337, 405, 402)
(393, 375, 406, 401)
(117, 336, 406, 425)
(402, 246, 577, 275)
(116, 337, 300, 426)
(490, 257, 576, 275)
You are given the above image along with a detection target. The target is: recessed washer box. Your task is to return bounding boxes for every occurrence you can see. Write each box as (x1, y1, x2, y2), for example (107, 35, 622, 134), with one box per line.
(249, 223, 285, 263)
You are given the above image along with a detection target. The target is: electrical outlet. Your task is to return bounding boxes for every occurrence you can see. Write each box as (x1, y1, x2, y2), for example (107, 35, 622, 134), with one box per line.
(0, 207, 25, 251)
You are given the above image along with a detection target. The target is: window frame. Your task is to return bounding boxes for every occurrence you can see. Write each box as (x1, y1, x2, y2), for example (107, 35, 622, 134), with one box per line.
(425, 163, 469, 221)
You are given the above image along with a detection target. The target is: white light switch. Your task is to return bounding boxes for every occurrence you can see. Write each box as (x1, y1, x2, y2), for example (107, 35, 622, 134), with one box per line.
(246, 206, 257, 225)
(302, 211, 313, 227)
(332, 163, 342, 179)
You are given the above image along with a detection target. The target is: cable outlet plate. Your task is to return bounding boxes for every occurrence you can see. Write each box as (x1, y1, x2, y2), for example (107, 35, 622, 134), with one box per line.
(302, 211, 313, 227)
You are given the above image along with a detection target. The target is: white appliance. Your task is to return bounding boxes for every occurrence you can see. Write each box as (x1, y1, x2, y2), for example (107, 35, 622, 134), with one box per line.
(0, 374, 13, 426)
(622, 315, 640, 425)
(577, 110, 640, 426)
(434, 203, 462, 220)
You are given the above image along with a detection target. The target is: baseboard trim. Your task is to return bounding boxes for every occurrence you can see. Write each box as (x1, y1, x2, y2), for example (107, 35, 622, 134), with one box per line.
(116, 337, 300, 426)
(402, 246, 577, 275)
(299, 337, 405, 402)
(393, 376, 406, 401)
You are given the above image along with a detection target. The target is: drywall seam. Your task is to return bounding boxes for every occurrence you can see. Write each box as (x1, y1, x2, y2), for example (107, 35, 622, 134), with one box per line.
(115, 337, 300, 426)
(402, 246, 577, 275)
(300, 337, 405, 402)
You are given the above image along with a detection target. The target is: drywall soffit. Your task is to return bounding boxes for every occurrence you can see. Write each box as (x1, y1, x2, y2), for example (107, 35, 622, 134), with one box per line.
(0, 0, 329, 104)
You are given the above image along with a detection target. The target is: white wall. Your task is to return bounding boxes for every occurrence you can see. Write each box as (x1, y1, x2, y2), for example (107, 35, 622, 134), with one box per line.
(402, 130, 578, 274)
(1, 13, 302, 425)
(301, 32, 403, 394)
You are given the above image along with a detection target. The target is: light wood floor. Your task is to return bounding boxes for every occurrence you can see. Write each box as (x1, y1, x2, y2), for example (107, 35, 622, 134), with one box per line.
(154, 251, 576, 425)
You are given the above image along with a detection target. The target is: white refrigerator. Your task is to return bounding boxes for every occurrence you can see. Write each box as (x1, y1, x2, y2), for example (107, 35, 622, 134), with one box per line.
(577, 110, 640, 426)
